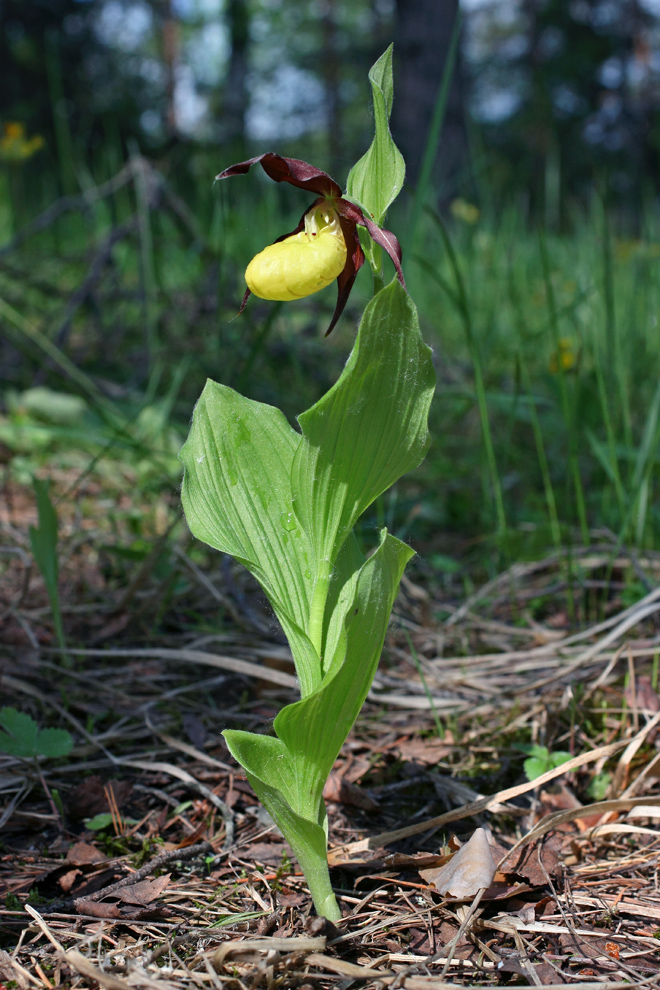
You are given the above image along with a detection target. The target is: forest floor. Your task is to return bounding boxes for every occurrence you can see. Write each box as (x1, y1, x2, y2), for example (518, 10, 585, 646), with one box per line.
(2, 473, 660, 990)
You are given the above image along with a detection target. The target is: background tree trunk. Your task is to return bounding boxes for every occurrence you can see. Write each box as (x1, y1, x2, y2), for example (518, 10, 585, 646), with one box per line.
(391, 0, 468, 198)
(223, 0, 250, 152)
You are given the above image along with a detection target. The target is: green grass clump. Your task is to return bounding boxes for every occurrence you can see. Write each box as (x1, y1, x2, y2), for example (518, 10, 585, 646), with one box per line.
(2, 142, 659, 561)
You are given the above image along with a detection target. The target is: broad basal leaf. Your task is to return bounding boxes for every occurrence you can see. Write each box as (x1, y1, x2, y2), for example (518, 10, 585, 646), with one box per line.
(224, 530, 412, 921)
(223, 732, 338, 918)
(180, 382, 319, 694)
(274, 532, 413, 819)
(222, 729, 338, 918)
(292, 280, 434, 581)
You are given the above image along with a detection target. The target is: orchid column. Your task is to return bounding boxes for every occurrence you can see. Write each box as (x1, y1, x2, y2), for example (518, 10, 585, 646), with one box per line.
(180, 47, 435, 920)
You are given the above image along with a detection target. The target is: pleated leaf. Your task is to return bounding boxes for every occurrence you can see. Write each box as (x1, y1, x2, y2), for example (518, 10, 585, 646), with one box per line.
(321, 530, 365, 680)
(224, 530, 412, 827)
(180, 382, 320, 694)
(275, 531, 413, 815)
(292, 279, 435, 579)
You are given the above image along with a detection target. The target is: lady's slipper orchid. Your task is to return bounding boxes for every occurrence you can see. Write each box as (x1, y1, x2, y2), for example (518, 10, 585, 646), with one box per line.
(216, 152, 406, 335)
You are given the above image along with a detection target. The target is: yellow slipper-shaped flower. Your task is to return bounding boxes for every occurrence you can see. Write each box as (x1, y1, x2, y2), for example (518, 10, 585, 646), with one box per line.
(216, 152, 406, 334)
(246, 206, 347, 301)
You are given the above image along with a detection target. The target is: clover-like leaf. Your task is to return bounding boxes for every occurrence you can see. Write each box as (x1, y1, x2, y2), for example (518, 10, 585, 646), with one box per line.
(0, 707, 72, 759)
(0, 707, 38, 757)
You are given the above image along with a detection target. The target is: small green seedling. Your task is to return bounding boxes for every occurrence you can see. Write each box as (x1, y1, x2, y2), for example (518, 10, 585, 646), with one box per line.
(0, 707, 72, 760)
(517, 743, 572, 782)
(587, 771, 612, 801)
(85, 812, 121, 831)
(180, 48, 434, 920)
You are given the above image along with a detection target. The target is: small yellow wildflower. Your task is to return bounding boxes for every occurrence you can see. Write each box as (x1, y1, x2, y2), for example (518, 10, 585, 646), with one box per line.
(0, 122, 45, 163)
(450, 198, 480, 225)
(549, 337, 577, 373)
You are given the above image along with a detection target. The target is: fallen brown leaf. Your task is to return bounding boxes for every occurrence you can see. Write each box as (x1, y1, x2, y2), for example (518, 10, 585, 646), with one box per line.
(625, 675, 660, 713)
(66, 841, 106, 865)
(75, 899, 121, 919)
(419, 827, 496, 898)
(500, 835, 562, 885)
(116, 873, 171, 905)
(390, 737, 453, 765)
(58, 869, 82, 893)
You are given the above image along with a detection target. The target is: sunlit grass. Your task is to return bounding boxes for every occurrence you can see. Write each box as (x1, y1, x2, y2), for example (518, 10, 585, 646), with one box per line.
(2, 142, 659, 561)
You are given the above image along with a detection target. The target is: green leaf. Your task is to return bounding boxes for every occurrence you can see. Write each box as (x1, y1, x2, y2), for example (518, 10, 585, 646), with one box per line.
(85, 812, 138, 831)
(86, 812, 115, 831)
(346, 45, 405, 227)
(224, 530, 412, 920)
(523, 756, 548, 781)
(0, 708, 38, 757)
(179, 384, 319, 695)
(321, 530, 364, 678)
(293, 280, 434, 588)
(588, 771, 611, 801)
(35, 727, 73, 759)
(0, 708, 72, 759)
(29, 479, 59, 594)
(19, 387, 87, 426)
(274, 531, 414, 816)
(521, 745, 572, 781)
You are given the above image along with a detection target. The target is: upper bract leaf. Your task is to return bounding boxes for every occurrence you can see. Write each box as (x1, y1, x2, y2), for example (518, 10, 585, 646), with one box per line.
(346, 45, 406, 227)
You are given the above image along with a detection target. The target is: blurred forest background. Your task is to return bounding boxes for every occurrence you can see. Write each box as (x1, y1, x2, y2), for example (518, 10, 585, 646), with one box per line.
(3, 0, 660, 575)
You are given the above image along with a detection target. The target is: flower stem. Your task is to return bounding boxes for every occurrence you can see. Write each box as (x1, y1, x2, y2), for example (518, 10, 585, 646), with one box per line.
(307, 866, 341, 921)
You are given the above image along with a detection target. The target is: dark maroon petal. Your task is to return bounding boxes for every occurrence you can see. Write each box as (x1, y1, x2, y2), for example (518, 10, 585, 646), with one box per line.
(341, 217, 366, 276)
(334, 198, 365, 225)
(335, 198, 406, 290)
(326, 269, 358, 337)
(215, 155, 270, 180)
(216, 154, 342, 199)
(238, 286, 251, 314)
(325, 222, 365, 337)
